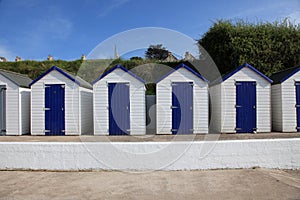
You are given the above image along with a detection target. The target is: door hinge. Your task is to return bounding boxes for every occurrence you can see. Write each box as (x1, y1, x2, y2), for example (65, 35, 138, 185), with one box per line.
(44, 108, 50, 111)
(171, 129, 178, 131)
(235, 127, 242, 131)
(235, 105, 242, 108)
(61, 85, 65, 88)
(295, 104, 300, 108)
(126, 129, 131, 132)
(61, 130, 65, 133)
(44, 130, 50, 133)
(171, 106, 178, 109)
(253, 105, 256, 109)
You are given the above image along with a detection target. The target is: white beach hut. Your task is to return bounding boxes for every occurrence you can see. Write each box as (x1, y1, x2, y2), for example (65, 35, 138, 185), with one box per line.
(93, 64, 146, 135)
(210, 63, 273, 133)
(156, 63, 209, 134)
(30, 66, 93, 135)
(0, 69, 32, 135)
(270, 66, 300, 132)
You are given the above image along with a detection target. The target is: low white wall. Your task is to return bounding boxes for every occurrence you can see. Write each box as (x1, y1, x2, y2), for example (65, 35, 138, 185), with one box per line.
(0, 139, 299, 170)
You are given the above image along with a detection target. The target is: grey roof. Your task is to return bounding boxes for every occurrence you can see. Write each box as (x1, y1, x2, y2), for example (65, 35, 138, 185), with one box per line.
(269, 66, 300, 84)
(0, 69, 32, 88)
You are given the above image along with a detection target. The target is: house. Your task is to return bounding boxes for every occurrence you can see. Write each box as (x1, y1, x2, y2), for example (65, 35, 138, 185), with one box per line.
(0, 69, 32, 135)
(210, 63, 272, 133)
(270, 66, 300, 132)
(93, 64, 146, 135)
(156, 63, 209, 134)
(30, 66, 93, 135)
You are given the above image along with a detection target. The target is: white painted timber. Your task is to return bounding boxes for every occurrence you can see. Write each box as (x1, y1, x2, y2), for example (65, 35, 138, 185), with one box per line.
(0, 139, 299, 170)
(31, 70, 92, 135)
(210, 67, 271, 133)
(0, 74, 30, 135)
(93, 68, 146, 135)
(156, 67, 209, 134)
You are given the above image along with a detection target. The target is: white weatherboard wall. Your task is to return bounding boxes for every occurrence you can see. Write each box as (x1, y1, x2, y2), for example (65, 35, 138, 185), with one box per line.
(0, 139, 299, 170)
(272, 72, 300, 132)
(31, 70, 93, 135)
(210, 67, 271, 133)
(156, 67, 209, 134)
(0, 74, 30, 135)
(93, 68, 146, 135)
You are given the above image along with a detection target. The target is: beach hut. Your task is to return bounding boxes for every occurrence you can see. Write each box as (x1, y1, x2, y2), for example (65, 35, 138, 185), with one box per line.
(30, 66, 93, 135)
(210, 63, 272, 133)
(156, 63, 209, 134)
(0, 69, 32, 135)
(93, 64, 146, 135)
(270, 66, 300, 132)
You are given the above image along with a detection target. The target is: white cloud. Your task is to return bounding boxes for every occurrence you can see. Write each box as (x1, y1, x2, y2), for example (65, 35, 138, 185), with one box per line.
(99, 0, 130, 17)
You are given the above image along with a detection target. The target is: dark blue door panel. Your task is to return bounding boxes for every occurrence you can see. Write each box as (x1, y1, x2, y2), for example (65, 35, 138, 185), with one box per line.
(172, 82, 193, 134)
(45, 84, 65, 135)
(236, 81, 256, 133)
(108, 83, 130, 135)
(295, 82, 300, 132)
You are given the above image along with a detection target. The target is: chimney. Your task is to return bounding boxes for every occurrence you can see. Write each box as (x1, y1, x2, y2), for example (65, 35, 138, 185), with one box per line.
(0, 57, 7, 62)
(81, 54, 86, 60)
(47, 55, 53, 61)
(15, 56, 22, 62)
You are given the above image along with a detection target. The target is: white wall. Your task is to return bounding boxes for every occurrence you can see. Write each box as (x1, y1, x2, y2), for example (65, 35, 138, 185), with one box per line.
(0, 74, 20, 135)
(271, 84, 282, 131)
(156, 68, 208, 134)
(280, 72, 300, 132)
(31, 70, 81, 135)
(0, 139, 299, 170)
(219, 67, 271, 133)
(93, 68, 146, 135)
(20, 88, 30, 134)
(79, 88, 93, 135)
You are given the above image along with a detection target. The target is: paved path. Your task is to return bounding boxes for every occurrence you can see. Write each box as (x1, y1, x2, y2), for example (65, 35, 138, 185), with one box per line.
(0, 133, 299, 142)
(0, 169, 300, 200)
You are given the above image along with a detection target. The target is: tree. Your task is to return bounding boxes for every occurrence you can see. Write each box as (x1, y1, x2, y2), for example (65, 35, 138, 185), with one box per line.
(198, 19, 300, 76)
(145, 44, 169, 60)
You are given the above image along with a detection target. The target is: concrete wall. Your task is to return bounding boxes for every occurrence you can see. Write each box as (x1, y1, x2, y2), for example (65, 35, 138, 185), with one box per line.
(0, 139, 299, 170)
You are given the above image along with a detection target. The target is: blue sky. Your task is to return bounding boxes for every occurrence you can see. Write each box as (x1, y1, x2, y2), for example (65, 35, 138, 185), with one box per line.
(0, 0, 299, 61)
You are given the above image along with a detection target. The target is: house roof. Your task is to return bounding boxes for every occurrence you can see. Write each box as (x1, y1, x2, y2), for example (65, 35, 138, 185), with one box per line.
(92, 64, 145, 85)
(0, 69, 32, 88)
(155, 63, 209, 83)
(211, 63, 273, 86)
(30, 66, 92, 89)
(269, 66, 300, 84)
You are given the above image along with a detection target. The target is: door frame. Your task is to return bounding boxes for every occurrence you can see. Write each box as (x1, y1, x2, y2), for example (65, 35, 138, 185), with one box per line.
(171, 81, 194, 134)
(0, 85, 6, 135)
(235, 81, 257, 133)
(108, 82, 130, 135)
(44, 84, 65, 135)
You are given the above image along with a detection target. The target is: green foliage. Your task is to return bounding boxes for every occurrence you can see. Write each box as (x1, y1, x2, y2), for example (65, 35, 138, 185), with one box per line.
(198, 19, 300, 76)
(145, 44, 169, 60)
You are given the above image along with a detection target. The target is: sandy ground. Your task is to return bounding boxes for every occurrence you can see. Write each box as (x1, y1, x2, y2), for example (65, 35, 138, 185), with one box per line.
(0, 169, 299, 200)
(0, 132, 299, 142)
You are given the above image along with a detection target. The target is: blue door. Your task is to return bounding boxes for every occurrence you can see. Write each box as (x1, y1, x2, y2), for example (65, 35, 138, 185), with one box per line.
(45, 84, 65, 135)
(295, 82, 300, 132)
(236, 81, 256, 133)
(172, 82, 193, 134)
(108, 83, 130, 135)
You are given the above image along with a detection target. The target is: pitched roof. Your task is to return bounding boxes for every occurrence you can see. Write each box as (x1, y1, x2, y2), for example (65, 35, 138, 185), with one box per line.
(30, 66, 92, 89)
(155, 63, 209, 83)
(211, 63, 273, 86)
(269, 66, 300, 84)
(92, 64, 145, 85)
(0, 69, 32, 88)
